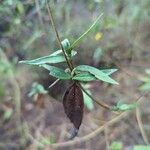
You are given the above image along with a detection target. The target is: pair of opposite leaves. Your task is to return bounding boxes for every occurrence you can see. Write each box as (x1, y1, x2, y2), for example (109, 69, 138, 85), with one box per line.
(63, 82, 84, 137)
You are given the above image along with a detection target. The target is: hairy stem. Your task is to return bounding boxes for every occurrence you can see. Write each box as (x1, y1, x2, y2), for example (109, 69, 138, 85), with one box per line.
(46, 1, 112, 110)
(46, 0, 73, 71)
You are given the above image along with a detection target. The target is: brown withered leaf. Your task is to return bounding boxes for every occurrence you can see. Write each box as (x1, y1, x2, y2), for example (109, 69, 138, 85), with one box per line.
(63, 82, 84, 131)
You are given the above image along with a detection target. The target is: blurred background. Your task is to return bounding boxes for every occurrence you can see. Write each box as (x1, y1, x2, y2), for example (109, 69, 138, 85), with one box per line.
(0, 0, 150, 150)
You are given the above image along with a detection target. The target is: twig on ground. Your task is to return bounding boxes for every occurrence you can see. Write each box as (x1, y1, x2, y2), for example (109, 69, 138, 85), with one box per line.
(48, 111, 130, 149)
(136, 107, 149, 145)
(104, 125, 110, 150)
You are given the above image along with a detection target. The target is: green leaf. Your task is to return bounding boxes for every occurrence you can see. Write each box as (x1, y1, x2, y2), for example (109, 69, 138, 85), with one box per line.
(61, 39, 70, 50)
(0, 60, 11, 74)
(93, 48, 103, 64)
(19, 55, 65, 65)
(83, 89, 94, 111)
(40, 64, 71, 80)
(140, 82, 150, 91)
(51, 49, 77, 57)
(101, 68, 118, 75)
(0, 54, 12, 75)
(72, 72, 97, 81)
(19, 50, 77, 65)
(133, 145, 150, 150)
(28, 82, 48, 97)
(110, 141, 123, 150)
(70, 13, 103, 49)
(16, 2, 24, 14)
(61, 39, 71, 57)
(41, 136, 56, 145)
(49, 50, 63, 56)
(75, 65, 119, 85)
(112, 101, 137, 112)
(3, 109, 13, 121)
(145, 69, 150, 75)
(72, 69, 117, 81)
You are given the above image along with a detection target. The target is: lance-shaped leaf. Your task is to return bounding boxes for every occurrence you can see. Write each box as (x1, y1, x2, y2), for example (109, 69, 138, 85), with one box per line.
(19, 53, 64, 65)
(72, 69, 118, 82)
(101, 68, 118, 75)
(40, 64, 71, 80)
(19, 50, 77, 65)
(63, 82, 84, 134)
(73, 72, 97, 81)
(74, 65, 119, 84)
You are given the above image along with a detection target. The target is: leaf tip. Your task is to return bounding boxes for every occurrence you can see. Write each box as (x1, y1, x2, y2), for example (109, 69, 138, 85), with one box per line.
(18, 60, 24, 64)
(114, 81, 119, 85)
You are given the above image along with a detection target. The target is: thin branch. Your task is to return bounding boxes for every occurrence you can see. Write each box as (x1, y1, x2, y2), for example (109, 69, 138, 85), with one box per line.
(106, 54, 145, 81)
(44, 93, 146, 148)
(136, 107, 149, 145)
(45, 0, 73, 71)
(79, 84, 111, 110)
(70, 13, 103, 49)
(48, 79, 60, 88)
(136, 92, 149, 104)
(48, 111, 130, 149)
(104, 125, 110, 150)
(26, 112, 129, 149)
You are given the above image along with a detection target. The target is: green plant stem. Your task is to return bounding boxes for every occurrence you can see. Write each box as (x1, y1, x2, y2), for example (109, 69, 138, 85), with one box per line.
(79, 84, 111, 110)
(46, 2, 111, 110)
(70, 13, 103, 49)
(46, 0, 73, 71)
(48, 79, 60, 88)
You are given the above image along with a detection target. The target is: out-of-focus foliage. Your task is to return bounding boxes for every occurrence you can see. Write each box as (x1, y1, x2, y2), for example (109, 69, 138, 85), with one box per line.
(140, 69, 150, 91)
(133, 145, 150, 150)
(113, 101, 137, 112)
(28, 82, 48, 97)
(110, 141, 123, 150)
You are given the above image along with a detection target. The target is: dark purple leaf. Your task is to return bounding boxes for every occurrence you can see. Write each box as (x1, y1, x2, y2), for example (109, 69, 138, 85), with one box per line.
(63, 82, 84, 131)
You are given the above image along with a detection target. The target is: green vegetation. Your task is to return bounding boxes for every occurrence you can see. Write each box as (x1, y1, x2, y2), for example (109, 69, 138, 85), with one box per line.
(0, 0, 150, 149)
